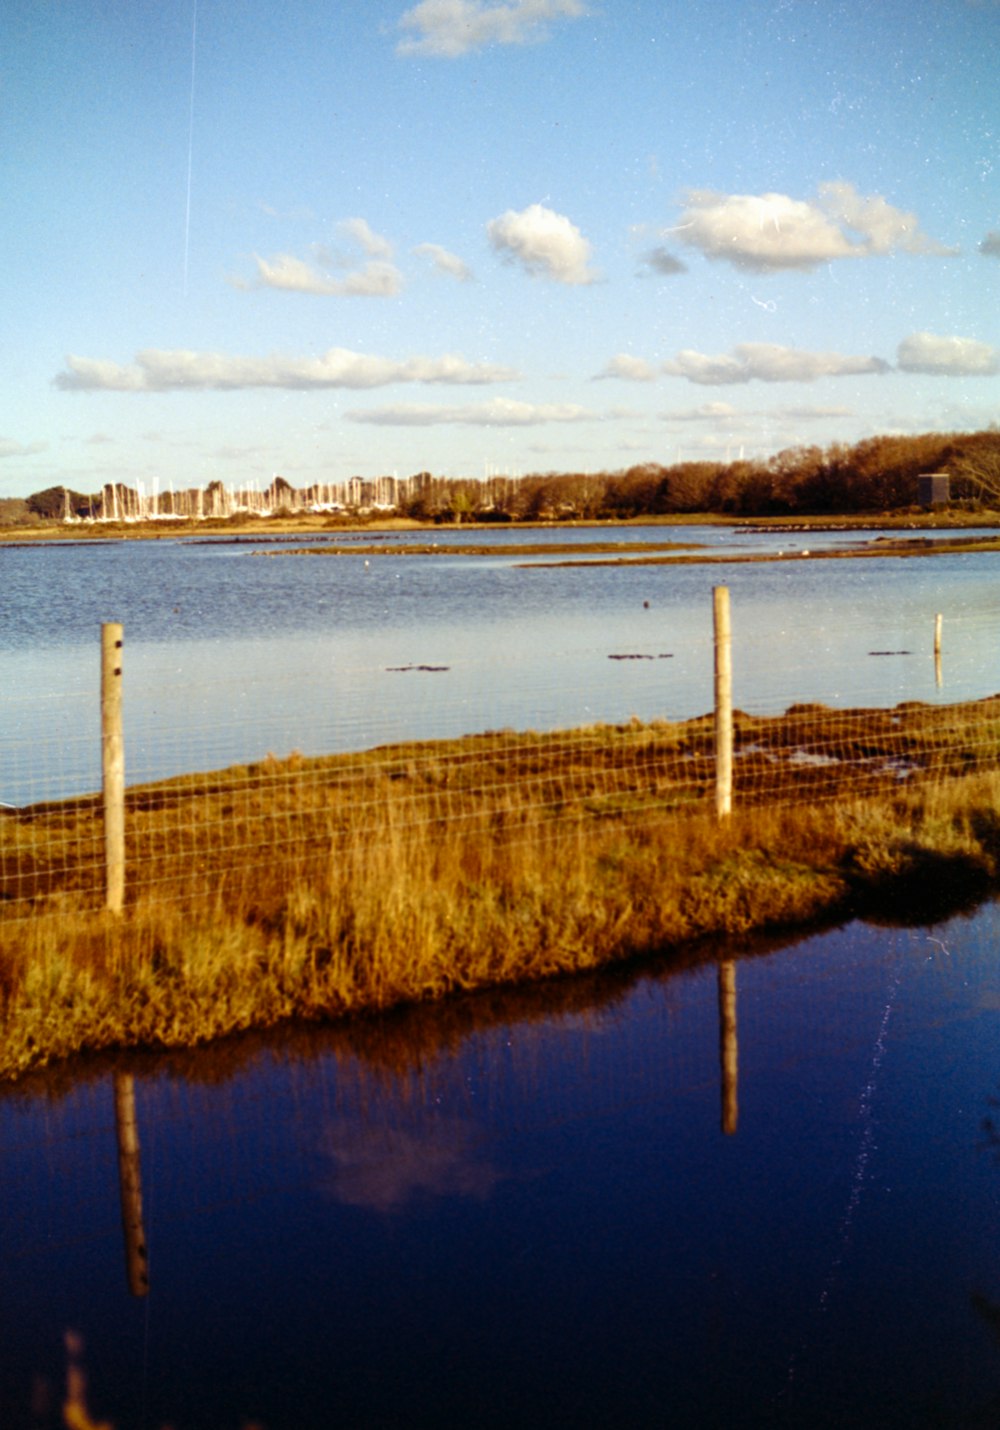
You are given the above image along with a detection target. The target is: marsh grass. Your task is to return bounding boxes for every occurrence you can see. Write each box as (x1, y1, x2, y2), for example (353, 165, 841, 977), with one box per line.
(4, 698, 1000, 1079)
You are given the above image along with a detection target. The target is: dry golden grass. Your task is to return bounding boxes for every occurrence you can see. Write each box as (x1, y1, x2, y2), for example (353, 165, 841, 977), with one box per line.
(3, 699, 1000, 1081)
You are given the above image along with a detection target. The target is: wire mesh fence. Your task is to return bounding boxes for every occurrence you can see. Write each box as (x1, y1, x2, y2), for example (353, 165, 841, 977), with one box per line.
(3, 590, 1000, 922)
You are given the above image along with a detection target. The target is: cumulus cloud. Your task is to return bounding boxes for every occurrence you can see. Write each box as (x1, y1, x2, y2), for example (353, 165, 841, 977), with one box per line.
(663, 342, 889, 385)
(642, 246, 687, 276)
(819, 181, 953, 256)
(233, 221, 400, 295)
(979, 231, 1000, 258)
(396, 0, 587, 57)
(414, 242, 473, 280)
(54, 348, 519, 392)
(242, 252, 404, 296)
(0, 437, 47, 459)
(346, 398, 591, 425)
(338, 217, 394, 258)
(672, 182, 954, 272)
(896, 332, 1000, 375)
(594, 354, 657, 382)
(487, 202, 596, 284)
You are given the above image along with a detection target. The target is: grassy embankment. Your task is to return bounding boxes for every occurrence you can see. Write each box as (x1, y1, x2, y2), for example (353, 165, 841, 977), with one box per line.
(4, 697, 1000, 1082)
(273, 531, 1000, 565)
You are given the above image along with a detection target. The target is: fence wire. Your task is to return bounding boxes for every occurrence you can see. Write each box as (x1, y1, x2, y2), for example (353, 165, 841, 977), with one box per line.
(3, 600, 1000, 921)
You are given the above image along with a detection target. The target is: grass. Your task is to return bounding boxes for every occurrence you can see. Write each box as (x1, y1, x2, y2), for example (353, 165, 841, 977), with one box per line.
(252, 529, 1000, 568)
(4, 698, 1000, 1082)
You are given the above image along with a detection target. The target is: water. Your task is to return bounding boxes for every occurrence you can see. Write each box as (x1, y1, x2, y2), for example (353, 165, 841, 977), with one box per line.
(5, 526, 1000, 1424)
(3, 901, 1000, 1428)
(3, 527, 1000, 804)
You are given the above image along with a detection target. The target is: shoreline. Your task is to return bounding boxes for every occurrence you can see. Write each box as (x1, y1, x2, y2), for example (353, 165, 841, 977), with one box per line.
(3, 700, 1000, 1083)
(4, 508, 1000, 545)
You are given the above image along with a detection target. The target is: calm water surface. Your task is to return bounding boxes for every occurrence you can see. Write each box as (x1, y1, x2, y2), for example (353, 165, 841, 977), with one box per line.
(3, 901, 1000, 1428)
(3, 527, 1000, 803)
(5, 528, 1000, 1424)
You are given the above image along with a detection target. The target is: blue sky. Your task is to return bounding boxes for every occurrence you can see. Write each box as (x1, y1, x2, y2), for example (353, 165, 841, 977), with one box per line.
(2, 0, 998, 498)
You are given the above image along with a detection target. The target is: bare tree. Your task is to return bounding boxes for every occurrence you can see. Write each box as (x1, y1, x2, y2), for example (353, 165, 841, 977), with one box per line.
(950, 433, 1000, 505)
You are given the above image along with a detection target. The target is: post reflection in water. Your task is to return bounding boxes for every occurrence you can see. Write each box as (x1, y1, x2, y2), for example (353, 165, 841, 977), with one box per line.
(9, 904, 1000, 1429)
(107, 949, 741, 1286)
(717, 958, 738, 1136)
(113, 1072, 148, 1298)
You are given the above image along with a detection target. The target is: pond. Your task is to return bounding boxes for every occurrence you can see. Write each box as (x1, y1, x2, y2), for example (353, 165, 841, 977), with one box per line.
(3, 527, 1000, 805)
(3, 899, 1000, 1428)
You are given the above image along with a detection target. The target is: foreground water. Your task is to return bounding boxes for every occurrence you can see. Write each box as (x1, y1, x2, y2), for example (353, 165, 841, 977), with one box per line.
(3, 526, 1000, 804)
(4, 900, 1000, 1428)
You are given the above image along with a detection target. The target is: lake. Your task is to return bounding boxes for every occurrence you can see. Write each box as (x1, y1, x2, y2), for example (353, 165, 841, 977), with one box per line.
(3, 900, 1000, 1428)
(3, 525, 1000, 806)
(4, 526, 1000, 1426)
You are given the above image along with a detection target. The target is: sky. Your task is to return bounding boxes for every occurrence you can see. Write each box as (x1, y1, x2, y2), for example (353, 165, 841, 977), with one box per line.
(2, 0, 998, 498)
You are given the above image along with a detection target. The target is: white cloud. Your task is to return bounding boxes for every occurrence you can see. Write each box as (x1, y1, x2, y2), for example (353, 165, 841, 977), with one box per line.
(675, 190, 852, 272)
(396, 0, 587, 57)
(661, 401, 850, 427)
(673, 183, 953, 272)
(818, 181, 955, 256)
(663, 343, 890, 385)
(54, 348, 520, 392)
(414, 242, 473, 280)
(594, 354, 657, 382)
(242, 252, 404, 296)
(346, 398, 592, 425)
(338, 217, 394, 258)
(663, 403, 741, 421)
(336, 260, 404, 296)
(487, 202, 597, 284)
(0, 437, 47, 459)
(896, 332, 1000, 375)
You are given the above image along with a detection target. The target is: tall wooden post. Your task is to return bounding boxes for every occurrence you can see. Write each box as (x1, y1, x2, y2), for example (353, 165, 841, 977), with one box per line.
(934, 613, 943, 689)
(101, 623, 125, 913)
(713, 587, 733, 819)
(718, 960, 739, 1136)
(114, 1073, 149, 1297)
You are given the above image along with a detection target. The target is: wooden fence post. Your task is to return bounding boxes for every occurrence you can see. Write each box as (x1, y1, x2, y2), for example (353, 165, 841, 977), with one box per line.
(101, 623, 125, 913)
(934, 613, 943, 688)
(713, 586, 733, 819)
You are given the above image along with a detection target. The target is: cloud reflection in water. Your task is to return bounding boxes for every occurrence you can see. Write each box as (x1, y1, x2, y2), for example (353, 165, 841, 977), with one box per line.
(318, 1115, 505, 1213)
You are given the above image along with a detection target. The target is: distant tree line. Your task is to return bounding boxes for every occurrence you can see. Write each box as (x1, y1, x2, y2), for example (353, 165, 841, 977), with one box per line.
(7, 427, 1000, 528)
(401, 428, 1000, 521)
